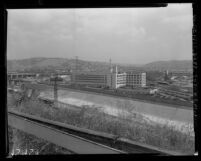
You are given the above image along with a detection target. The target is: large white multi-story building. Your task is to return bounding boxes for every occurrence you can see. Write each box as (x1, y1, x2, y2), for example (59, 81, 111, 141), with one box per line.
(71, 66, 146, 89)
(107, 66, 127, 89)
(126, 72, 146, 87)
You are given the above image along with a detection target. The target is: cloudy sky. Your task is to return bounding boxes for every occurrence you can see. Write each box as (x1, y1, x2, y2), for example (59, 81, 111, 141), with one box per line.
(7, 4, 193, 64)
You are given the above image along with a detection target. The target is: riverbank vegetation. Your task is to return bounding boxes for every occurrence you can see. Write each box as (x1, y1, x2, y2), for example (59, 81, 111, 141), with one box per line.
(8, 92, 194, 154)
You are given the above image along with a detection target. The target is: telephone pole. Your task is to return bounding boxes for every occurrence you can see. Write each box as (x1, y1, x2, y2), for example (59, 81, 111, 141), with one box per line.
(109, 58, 113, 88)
(74, 56, 78, 86)
(53, 73, 58, 108)
(75, 56, 78, 73)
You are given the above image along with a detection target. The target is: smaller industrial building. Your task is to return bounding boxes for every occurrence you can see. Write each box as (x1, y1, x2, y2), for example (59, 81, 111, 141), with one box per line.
(71, 66, 146, 89)
(169, 70, 193, 77)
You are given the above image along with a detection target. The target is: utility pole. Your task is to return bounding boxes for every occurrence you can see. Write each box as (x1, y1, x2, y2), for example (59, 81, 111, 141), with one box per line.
(75, 56, 79, 73)
(109, 58, 113, 88)
(53, 73, 58, 108)
(74, 56, 78, 86)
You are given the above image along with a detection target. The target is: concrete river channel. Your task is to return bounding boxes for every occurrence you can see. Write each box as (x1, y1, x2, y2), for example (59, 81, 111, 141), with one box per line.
(39, 88, 194, 136)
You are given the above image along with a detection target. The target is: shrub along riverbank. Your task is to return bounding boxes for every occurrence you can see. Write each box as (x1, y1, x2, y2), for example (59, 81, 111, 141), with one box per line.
(8, 92, 194, 154)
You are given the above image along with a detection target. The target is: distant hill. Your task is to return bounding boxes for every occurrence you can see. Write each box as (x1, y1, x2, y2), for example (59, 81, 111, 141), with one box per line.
(143, 60, 192, 71)
(7, 57, 111, 73)
(7, 57, 193, 73)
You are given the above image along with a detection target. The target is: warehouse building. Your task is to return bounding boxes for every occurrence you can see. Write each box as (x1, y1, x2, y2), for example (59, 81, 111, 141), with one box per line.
(71, 66, 146, 89)
(71, 66, 126, 89)
(169, 70, 193, 77)
(72, 72, 108, 86)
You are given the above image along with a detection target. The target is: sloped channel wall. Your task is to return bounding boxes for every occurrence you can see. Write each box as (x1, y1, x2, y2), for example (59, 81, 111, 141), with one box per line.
(40, 89, 193, 124)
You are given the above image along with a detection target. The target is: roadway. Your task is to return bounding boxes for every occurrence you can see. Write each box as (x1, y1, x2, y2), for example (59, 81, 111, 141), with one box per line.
(8, 110, 187, 155)
(8, 111, 124, 154)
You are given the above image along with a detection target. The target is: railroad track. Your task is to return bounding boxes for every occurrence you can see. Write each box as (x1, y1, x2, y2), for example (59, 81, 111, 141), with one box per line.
(8, 110, 186, 155)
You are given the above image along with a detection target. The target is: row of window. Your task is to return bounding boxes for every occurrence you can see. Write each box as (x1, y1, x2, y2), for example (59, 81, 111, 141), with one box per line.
(117, 79, 126, 81)
(117, 82, 126, 85)
(116, 75, 126, 78)
(126, 80, 143, 82)
(127, 82, 143, 84)
(127, 77, 142, 79)
(75, 76, 107, 79)
(117, 81, 126, 84)
(75, 81, 107, 84)
(74, 76, 106, 79)
(74, 80, 144, 84)
(75, 78, 107, 81)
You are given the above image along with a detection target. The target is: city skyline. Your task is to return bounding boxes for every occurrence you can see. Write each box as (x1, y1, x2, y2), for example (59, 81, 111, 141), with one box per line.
(7, 4, 193, 64)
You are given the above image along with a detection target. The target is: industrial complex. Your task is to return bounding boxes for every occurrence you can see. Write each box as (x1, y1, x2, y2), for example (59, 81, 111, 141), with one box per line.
(7, 62, 193, 106)
(71, 66, 146, 89)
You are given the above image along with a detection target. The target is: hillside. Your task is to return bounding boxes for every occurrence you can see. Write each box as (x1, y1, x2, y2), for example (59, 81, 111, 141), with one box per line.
(7, 57, 193, 73)
(7, 57, 112, 73)
(143, 60, 192, 71)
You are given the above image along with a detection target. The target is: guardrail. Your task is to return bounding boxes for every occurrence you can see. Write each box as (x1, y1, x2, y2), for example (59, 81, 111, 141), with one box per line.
(8, 110, 188, 155)
(8, 111, 124, 154)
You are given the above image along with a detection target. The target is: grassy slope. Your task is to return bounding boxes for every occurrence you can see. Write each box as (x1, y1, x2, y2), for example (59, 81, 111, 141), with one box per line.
(7, 92, 195, 154)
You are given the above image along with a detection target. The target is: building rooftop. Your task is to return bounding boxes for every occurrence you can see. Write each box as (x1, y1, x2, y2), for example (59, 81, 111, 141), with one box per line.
(126, 71, 146, 74)
(73, 70, 126, 75)
(7, 72, 36, 75)
(73, 71, 110, 75)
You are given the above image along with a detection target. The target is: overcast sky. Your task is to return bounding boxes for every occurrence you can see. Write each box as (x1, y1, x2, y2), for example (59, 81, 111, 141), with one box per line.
(7, 4, 193, 64)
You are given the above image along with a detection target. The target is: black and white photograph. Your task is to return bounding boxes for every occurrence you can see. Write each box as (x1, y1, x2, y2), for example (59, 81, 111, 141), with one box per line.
(6, 3, 195, 155)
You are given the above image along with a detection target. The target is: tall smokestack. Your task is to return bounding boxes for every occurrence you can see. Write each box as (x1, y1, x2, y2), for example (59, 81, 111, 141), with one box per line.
(113, 66, 118, 73)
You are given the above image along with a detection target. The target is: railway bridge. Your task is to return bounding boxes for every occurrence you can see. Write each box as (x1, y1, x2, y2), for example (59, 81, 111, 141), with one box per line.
(7, 72, 37, 80)
(7, 72, 37, 86)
